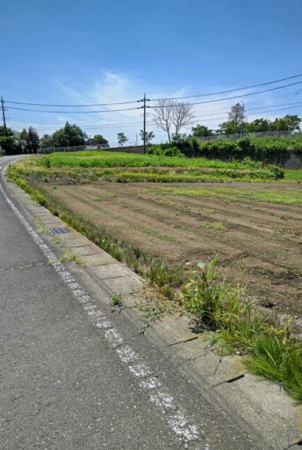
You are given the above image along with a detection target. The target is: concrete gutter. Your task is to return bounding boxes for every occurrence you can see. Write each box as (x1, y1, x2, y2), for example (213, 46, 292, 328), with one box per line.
(2, 167, 302, 450)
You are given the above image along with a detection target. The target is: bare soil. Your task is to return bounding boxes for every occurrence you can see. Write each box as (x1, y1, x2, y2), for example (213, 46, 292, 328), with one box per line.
(40, 181, 302, 320)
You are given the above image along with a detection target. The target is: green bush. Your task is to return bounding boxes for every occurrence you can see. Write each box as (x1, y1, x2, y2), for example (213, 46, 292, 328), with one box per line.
(147, 145, 184, 157)
(266, 165, 285, 180)
(163, 146, 184, 157)
(198, 136, 302, 164)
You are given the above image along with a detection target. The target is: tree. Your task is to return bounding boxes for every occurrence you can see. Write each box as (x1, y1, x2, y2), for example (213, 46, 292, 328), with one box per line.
(117, 132, 128, 146)
(217, 102, 247, 135)
(0, 126, 21, 155)
(14, 129, 28, 153)
(139, 130, 154, 145)
(40, 134, 55, 148)
(271, 115, 301, 132)
(52, 122, 87, 147)
(218, 120, 241, 135)
(245, 118, 270, 133)
(191, 125, 213, 137)
(173, 102, 195, 136)
(26, 127, 40, 153)
(92, 134, 109, 145)
(229, 102, 246, 125)
(153, 99, 195, 142)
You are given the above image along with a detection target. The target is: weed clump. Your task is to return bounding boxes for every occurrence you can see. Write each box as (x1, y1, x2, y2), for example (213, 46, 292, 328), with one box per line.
(110, 294, 122, 308)
(183, 260, 302, 402)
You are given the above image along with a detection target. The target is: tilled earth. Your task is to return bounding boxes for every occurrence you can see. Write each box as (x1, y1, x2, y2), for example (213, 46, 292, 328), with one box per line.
(40, 180, 302, 320)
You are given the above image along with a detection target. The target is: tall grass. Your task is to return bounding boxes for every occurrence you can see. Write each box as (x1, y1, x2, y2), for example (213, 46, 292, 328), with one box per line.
(183, 261, 302, 402)
(37, 151, 277, 171)
(37, 151, 249, 169)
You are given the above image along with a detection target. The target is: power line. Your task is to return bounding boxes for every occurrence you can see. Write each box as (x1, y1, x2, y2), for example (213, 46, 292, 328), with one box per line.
(3, 73, 302, 108)
(149, 82, 302, 108)
(182, 101, 302, 119)
(10, 102, 302, 133)
(149, 73, 302, 101)
(5, 99, 140, 107)
(7, 81, 301, 115)
(5, 105, 141, 114)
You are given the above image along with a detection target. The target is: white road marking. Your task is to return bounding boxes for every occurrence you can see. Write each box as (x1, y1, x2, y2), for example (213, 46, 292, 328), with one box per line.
(129, 361, 153, 378)
(139, 376, 162, 390)
(150, 392, 176, 411)
(0, 177, 210, 448)
(116, 345, 139, 363)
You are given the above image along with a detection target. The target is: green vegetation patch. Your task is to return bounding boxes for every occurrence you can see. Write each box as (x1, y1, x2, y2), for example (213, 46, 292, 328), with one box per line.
(151, 186, 302, 205)
(183, 261, 302, 402)
(30, 152, 285, 182)
(36, 150, 282, 174)
(198, 136, 302, 165)
(37, 151, 255, 169)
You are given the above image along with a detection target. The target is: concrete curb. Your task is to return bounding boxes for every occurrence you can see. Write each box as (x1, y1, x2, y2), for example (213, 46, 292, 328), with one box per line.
(3, 167, 302, 450)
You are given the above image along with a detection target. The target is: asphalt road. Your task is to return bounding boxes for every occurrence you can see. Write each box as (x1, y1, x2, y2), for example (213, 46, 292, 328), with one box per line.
(0, 155, 263, 450)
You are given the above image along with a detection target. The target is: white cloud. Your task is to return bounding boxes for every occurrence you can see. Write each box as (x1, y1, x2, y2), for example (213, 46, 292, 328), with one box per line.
(10, 71, 301, 145)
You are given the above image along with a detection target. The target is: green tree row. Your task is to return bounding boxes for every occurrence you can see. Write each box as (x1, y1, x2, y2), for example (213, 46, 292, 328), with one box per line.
(192, 103, 301, 137)
(0, 126, 40, 155)
(0, 122, 110, 155)
(40, 122, 108, 148)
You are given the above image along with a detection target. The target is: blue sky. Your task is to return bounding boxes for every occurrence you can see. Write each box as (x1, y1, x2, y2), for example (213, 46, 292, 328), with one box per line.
(0, 0, 301, 145)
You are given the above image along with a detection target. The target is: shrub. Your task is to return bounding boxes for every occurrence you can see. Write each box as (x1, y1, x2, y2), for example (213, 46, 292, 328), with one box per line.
(267, 165, 285, 180)
(163, 146, 184, 157)
(147, 145, 164, 155)
(198, 136, 302, 164)
(147, 145, 184, 158)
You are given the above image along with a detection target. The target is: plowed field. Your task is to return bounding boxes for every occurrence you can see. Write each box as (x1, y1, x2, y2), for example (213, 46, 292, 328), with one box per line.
(41, 181, 302, 319)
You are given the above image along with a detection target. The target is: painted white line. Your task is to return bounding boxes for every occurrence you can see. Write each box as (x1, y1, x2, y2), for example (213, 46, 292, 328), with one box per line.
(116, 345, 139, 363)
(150, 392, 176, 411)
(129, 361, 153, 378)
(139, 376, 162, 390)
(167, 412, 200, 442)
(0, 179, 209, 448)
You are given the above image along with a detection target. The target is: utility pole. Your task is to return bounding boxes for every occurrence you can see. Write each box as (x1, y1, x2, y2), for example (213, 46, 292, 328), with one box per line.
(1, 97, 7, 132)
(143, 93, 147, 154)
(240, 101, 245, 137)
(138, 94, 150, 154)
